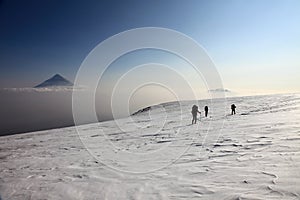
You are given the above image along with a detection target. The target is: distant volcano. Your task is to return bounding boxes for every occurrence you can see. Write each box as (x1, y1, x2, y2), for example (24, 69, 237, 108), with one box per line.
(34, 74, 73, 88)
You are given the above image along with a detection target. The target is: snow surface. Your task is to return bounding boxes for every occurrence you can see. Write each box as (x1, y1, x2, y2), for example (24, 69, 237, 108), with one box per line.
(1, 94, 300, 199)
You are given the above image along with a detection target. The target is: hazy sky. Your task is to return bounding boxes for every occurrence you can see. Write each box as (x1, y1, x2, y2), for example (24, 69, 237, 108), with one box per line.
(0, 0, 300, 95)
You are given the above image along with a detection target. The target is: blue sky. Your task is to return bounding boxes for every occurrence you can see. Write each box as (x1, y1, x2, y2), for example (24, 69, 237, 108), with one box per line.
(0, 0, 299, 94)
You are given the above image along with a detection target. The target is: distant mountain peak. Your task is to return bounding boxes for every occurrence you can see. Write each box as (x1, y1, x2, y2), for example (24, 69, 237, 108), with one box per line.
(208, 88, 232, 93)
(34, 74, 73, 88)
(52, 74, 63, 78)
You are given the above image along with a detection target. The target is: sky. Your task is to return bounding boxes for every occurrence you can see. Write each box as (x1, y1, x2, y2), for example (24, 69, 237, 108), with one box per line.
(0, 0, 300, 95)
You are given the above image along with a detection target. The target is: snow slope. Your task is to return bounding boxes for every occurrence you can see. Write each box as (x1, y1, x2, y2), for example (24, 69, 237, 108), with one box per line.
(0, 93, 300, 199)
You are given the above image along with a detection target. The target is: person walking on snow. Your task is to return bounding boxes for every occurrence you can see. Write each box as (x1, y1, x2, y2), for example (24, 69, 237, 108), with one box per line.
(231, 104, 236, 115)
(204, 106, 209, 117)
(191, 105, 201, 124)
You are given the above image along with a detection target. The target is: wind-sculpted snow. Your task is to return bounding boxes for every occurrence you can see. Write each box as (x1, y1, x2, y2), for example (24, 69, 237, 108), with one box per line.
(0, 94, 300, 199)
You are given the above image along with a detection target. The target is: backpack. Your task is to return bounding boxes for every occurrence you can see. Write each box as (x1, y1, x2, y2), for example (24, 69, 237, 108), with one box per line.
(192, 105, 198, 113)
